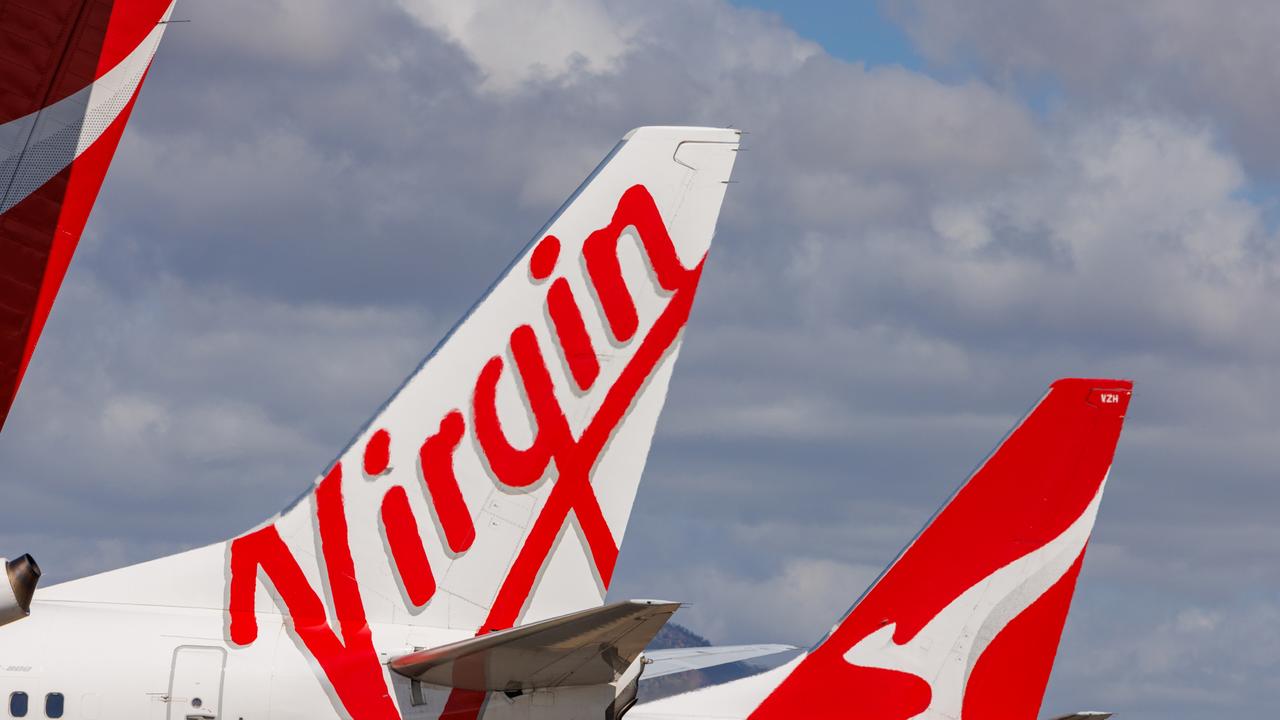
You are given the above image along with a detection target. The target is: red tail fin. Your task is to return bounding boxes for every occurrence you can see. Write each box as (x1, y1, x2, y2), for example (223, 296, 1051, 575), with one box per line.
(0, 0, 175, 430)
(751, 378, 1132, 720)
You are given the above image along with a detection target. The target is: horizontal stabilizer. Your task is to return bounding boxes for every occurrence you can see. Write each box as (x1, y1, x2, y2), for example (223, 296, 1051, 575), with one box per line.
(1048, 714, 1113, 720)
(642, 645, 798, 679)
(388, 599, 680, 691)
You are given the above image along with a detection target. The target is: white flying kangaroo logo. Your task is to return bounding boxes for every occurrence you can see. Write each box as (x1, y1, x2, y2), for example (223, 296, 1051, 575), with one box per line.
(843, 474, 1107, 720)
(0, 1, 174, 214)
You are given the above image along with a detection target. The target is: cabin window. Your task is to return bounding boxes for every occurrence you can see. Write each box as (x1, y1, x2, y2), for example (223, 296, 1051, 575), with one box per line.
(42, 694, 60, 719)
(9, 692, 26, 718)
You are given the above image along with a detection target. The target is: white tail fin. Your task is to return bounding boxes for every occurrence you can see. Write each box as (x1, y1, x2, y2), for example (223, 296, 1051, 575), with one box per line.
(44, 126, 738, 719)
(227, 125, 740, 633)
(0, 0, 176, 430)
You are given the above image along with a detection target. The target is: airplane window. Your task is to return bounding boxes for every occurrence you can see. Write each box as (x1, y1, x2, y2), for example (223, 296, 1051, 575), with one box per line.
(42, 694, 61, 719)
(9, 692, 26, 718)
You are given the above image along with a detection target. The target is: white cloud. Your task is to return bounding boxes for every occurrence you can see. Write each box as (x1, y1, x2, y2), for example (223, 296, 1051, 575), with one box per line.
(3, 271, 439, 569)
(891, 0, 1280, 176)
(396, 0, 636, 92)
(784, 114, 1277, 356)
(636, 556, 881, 646)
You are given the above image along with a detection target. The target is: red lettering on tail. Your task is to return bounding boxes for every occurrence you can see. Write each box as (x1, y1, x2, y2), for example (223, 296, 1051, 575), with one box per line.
(420, 411, 475, 553)
(229, 184, 704, 720)
(474, 348, 557, 489)
(583, 185, 695, 342)
(381, 485, 437, 607)
(364, 429, 391, 476)
(444, 186, 703, 719)
(548, 277, 601, 390)
(473, 322, 618, 624)
(228, 464, 399, 720)
(529, 235, 560, 281)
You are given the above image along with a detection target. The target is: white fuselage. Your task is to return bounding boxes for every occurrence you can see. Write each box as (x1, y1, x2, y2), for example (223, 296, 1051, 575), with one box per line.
(2, 599, 367, 720)
(0, 596, 641, 720)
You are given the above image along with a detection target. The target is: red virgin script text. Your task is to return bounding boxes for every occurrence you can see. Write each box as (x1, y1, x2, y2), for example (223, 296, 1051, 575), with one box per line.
(226, 185, 705, 720)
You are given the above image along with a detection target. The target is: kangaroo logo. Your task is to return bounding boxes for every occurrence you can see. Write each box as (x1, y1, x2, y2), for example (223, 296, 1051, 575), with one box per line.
(842, 480, 1107, 719)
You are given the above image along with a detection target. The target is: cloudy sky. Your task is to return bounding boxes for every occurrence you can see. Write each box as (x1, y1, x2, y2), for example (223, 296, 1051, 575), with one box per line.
(3, 1, 1279, 717)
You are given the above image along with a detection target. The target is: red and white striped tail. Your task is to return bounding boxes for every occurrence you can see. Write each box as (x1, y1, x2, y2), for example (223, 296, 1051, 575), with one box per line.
(0, 0, 176, 430)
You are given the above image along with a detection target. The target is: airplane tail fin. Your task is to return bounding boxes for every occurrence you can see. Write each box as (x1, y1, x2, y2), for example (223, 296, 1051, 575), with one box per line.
(47, 125, 739, 630)
(45, 125, 738, 720)
(0, 0, 176, 430)
(235, 126, 739, 634)
(638, 378, 1132, 720)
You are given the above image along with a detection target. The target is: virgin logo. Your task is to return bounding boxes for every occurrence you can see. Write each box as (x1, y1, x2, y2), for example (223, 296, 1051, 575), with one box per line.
(225, 184, 704, 720)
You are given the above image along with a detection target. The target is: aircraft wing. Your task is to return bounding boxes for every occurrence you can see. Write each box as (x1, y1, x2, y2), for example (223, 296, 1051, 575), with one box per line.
(387, 599, 680, 691)
(642, 644, 798, 679)
(1047, 714, 1113, 720)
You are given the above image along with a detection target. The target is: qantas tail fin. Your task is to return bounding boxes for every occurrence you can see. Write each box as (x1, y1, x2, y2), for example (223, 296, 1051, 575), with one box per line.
(0, 0, 176, 430)
(636, 378, 1132, 720)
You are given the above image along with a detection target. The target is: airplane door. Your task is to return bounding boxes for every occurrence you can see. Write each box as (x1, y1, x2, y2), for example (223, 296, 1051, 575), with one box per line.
(167, 646, 226, 720)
